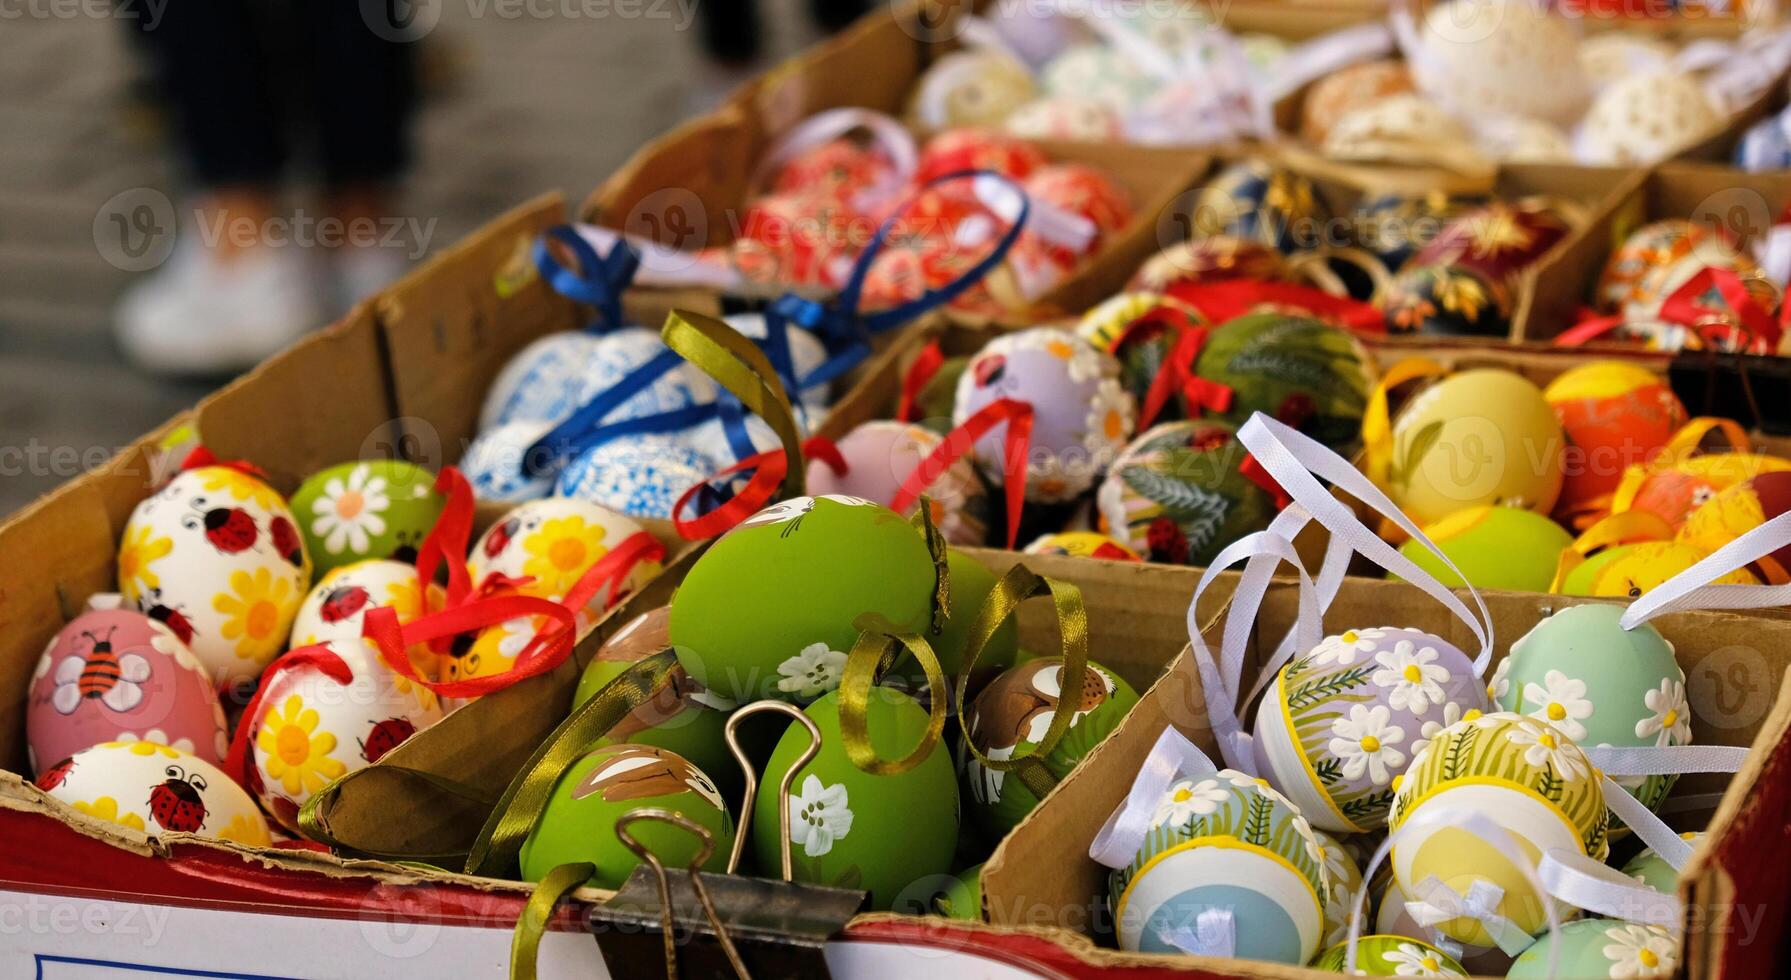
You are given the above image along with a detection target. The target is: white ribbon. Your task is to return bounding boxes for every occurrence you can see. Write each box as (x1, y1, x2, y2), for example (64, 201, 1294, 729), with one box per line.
(747, 107, 917, 216)
(1753, 219, 1791, 280)
(1537, 849, 1684, 928)
(1694, 27, 1791, 117)
(969, 174, 1096, 256)
(1089, 726, 1221, 869)
(1588, 745, 1745, 875)
(1347, 805, 1562, 970)
(571, 223, 743, 290)
(1622, 510, 1791, 629)
(1264, 22, 1396, 103)
(1157, 908, 1236, 958)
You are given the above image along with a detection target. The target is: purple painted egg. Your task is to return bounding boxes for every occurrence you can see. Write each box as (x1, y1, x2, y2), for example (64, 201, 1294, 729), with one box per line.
(951, 327, 1135, 503)
(27, 601, 229, 774)
(1252, 626, 1488, 833)
(805, 421, 991, 545)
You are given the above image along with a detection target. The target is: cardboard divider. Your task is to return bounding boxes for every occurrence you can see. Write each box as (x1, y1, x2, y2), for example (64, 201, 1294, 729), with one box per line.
(983, 577, 1791, 978)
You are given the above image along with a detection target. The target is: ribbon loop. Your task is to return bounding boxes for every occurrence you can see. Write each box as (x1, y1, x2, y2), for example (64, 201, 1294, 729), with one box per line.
(890, 397, 1033, 550)
(534, 224, 639, 334)
(1623, 511, 1791, 629)
(1538, 849, 1684, 928)
(1089, 726, 1221, 869)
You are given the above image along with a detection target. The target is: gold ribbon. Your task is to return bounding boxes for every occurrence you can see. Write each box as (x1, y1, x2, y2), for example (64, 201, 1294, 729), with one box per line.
(1610, 417, 1753, 516)
(1359, 356, 1449, 490)
(297, 766, 500, 864)
(465, 650, 681, 879)
(913, 496, 950, 634)
(510, 861, 594, 980)
(662, 308, 806, 501)
(1549, 511, 1675, 593)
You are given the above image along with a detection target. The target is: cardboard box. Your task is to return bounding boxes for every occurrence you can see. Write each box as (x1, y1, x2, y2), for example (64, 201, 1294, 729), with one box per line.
(983, 573, 1791, 979)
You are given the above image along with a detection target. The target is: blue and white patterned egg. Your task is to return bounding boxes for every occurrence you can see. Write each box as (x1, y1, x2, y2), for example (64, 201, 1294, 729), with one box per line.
(462, 421, 556, 503)
(721, 313, 831, 411)
(683, 402, 816, 467)
(479, 332, 602, 430)
(574, 326, 717, 424)
(1735, 111, 1791, 172)
(556, 436, 718, 520)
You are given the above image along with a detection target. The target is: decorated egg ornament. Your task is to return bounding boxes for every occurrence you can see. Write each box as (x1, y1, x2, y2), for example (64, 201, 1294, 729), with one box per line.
(1095, 420, 1276, 567)
(1192, 314, 1374, 450)
(1397, 505, 1572, 594)
(38, 740, 271, 847)
(1544, 362, 1689, 516)
(1507, 918, 1679, 979)
(1385, 370, 1564, 525)
(573, 606, 735, 783)
(1310, 935, 1466, 976)
(290, 460, 443, 577)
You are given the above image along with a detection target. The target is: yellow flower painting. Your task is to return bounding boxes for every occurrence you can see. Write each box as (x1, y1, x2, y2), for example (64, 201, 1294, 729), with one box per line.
(521, 516, 609, 597)
(214, 567, 294, 662)
(256, 695, 347, 797)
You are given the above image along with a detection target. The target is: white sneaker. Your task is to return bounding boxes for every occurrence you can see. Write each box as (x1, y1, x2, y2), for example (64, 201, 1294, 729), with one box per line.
(330, 246, 410, 318)
(115, 238, 327, 376)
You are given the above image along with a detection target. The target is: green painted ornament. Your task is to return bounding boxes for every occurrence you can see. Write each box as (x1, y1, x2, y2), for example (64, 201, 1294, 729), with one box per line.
(1095, 419, 1276, 566)
(1397, 505, 1574, 593)
(753, 689, 958, 910)
(1192, 314, 1374, 451)
(519, 743, 733, 888)
(1506, 918, 1680, 979)
(1493, 603, 1690, 813)
(1310, 935, 1467, 976)
(935, 862, 984, 920)
(961, 659, 1139, 837)
(900, 550, 1017, 692)
(668, 495, 935, 705)
(291, 460, 444, 578)
(1622, 832, 1704, 893)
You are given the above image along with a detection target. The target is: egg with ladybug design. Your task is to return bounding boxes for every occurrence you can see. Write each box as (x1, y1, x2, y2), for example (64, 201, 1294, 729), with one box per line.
(37, 740, 270, 846)
(245, 643, 442, 833)
(1096, 420, 1277, 567)
(290, 559, 443, 703)
(289, 460, 445, 578)
(27, 601, 228, 773)
(468, 498, 662, 621)
(118, 466, 310, 690)
(960, 658, 1138, 836)
(953, 327, 1135, 503)
(668, 495, 935, 705)
(804, 421, 991, 546)
(1194, 314, 1375, 451)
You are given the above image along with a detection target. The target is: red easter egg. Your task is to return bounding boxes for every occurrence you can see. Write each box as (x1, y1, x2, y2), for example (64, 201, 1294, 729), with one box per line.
(1543, 361, 1689, 516)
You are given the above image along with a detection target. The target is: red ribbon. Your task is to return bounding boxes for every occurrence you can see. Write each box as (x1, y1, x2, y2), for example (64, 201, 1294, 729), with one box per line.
(671, 436, 841, 541)
(179, 446, 271, 482)
(896, 339, 946, 423)
(1558, 267, 1781, 352)
(1238, 455, 1292, 510)
(1168, 280, 1386, 336)
(890, 397, 1033, 550)
(222, 645, 355, 797)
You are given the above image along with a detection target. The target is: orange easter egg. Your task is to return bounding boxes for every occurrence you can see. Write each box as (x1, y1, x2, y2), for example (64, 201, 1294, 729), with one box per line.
(1618, 453, 1791, 530)
(1543, 362, 1687, 517)
(1679, 470, 1791, 576)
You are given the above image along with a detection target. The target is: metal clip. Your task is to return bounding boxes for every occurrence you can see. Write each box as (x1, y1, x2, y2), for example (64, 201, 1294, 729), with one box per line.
(725, 699, 823, 878)
(615, 808, 749, 979)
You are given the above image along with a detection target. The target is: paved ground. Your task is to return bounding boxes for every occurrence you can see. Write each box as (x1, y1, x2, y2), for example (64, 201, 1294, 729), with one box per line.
(0, 0, 819, 514)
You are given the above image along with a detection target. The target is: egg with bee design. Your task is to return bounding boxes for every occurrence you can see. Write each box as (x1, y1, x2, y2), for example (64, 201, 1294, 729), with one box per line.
(37, 740, 270, 847)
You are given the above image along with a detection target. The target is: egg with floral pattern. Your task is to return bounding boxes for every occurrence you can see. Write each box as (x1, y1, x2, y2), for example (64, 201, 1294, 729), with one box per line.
(479, 332, 603, 431)
(555, 435, 716, 520)
(1622, 831, 1705, 893)
(1507, 918, 1680, 979)
(1411, 201, 1574, 290)
(1382, 263, 1512, 338)
(1311, 829, 1366, 951)
(468, 497, 662, 619)
(1495, 604, 1688, 813)
(1388, 712, 1608, 946)
(1096, 420, 1276, 567)
(1073, 291, 1207, 411)
(461, 420, 557, 503)
(37, 740, 270, 847)
(960, 659, 1137, 836)
(27, 603, 228, 773)
(804, 421, 990, 546)
(290, 460, 444, 577)
(117, 466, 310, 691)
(290, 559, 443, 705)
(667, 495, 934, 705)
(953, 327, 1135, 503)
(1192, 160, 1327, 254)
(1193, 313, 1374, 451)
(1254, 627, 1487, 834)
(246, 643, 442, 833)
(1112, 768, 1330, 962)
(1310, 935, 1466, 976)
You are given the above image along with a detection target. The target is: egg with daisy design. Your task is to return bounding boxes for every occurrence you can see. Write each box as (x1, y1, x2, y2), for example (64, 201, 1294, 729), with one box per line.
(1495, 603, 1689, 813)
(1252, 627, 1488, 834)
(290, 460, 444, 578)
(290, 559, 443, 709)
(1112, 768, 1330, 963)
(1312, 828, 1366, 950)
(1310, 935, 1466, 976)
(1622, 831, 1705, 892)
(1506, 918, 1679, 979)
(1388, 711, 1608, 947)
(468, 498, 661, 622)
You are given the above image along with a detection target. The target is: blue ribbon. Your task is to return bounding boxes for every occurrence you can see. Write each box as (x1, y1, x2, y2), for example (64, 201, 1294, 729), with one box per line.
(533, 225, 640, 334)
(522, 347, 717, 476)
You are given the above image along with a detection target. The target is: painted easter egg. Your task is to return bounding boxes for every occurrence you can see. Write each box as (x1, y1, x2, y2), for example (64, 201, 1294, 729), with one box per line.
(1595, 220, 1722, 312)
(1411, 201, 1574, 289)
(468, 497, 661, 614)
(1388, 712, 1608, 946)
(1004, 97, 1122, 142)
(290, 460, 444, 577)
(1373, 877, 1510, 976)
(915, 129, 1046, 186)
(479, 331, 602, 431)
(572, 606, 735, 785)
(289, 559, 441, 709)
(1040, 44, 1155, 112)
(1507, 918, 1680, 979)
(1622, 831, 1705, 893)
(960, 659, 1138, 836)
(1558, 540, 1756, 598)
(1350, 192, 1477, 274)
(37, 740, 270, 847)
(574, 326, 717, 422)
(1494, 603, 1688, 812)
(1300, 60, 1415, 145)
(754, 689, 958, 909)
(1310, 935, 1466, 976)
(1387, 370, 1564, 525)
(1410, 0, 1589, 126)
(555, 435, 716, 521)
(519, 744, 732, 888)
(907, 549, 1018, 691)
(683, 402, 815, 468)
(1313, 829, 1366, 950)
(1616, 453, 1791, 531)
(461, 420, 556, 503)
(1381, 263, 1511, 337)
(27, 603, 228, 772)
(1112, 769, 1329, 962)
(766, 138, 897, 207)
(1193, 313, 1375, 451)
(668, 495, 933, 705)
(1023, 531, 1141, 561)
(1096, 420, 1275, 566)
(1544, 362, 1689, 516)
(1255, 627, 1488, 833)
(953, 327, 1135, 503)
(1192, 160, 1328, 254)
(1128, 236, 1288, 293)
(935, 862, 984, 920)
(907, 50, 1037, 130)
(722, 312, 831, 412)
(1323, 95, 1474, 169)
(1073, 291, 1207, 411)
(805, 421, 991, 546)
(1397, 506, 1573, 594)
(1679, 471, 1791, 574)
(246, 644, 442, 833)
(118, 466, 310, 690)
(1582, 71, 1722, 165)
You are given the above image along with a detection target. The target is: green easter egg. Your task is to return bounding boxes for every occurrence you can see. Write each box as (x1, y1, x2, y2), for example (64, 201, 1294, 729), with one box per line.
(1507, 918, 1680, 979)
(1496, 603, 1688, 812)
(1311, 935, 1466, 975)
(669, 495, 935, 705)
(1621, 832, 1704, 893)
(519, 744, 733, 888)
(574, 606, 736, 788)
(753, 689, 958, 909)
(926, 550, 1019, 683)
(960, 659, 1138, 836)
(291, 460, 444, 578)
(935, 862, 984, 920)
(1193, 314, 1373, 450)
(1399, 505, 1573, 593)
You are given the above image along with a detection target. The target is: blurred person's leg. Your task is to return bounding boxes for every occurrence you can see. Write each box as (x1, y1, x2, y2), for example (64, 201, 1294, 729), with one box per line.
(809, 0, 870, 34)
(699, 0, 763, 66)
(114, 2, 322, 375)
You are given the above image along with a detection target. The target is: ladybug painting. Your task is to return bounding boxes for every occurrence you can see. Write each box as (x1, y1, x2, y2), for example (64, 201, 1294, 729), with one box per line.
(35, 757, 75, 791)
(142, 590, 197, 645)
(484, 518, 520, 558)
(319, 585, 372, 624)
(1146, 516, 1190, 564)
(147, 764, 209, 833)
(972, 353, 1007, 388)
(358, 717, 417, 763)
(269, 515, 304, 567)
(186, 498, 257, 554)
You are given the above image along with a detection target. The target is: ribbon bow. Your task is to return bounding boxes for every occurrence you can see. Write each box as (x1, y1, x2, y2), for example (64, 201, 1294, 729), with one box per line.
(1557, 265, 1782, 353)
(534, 224, 640, 334)
(1405, 877, 1535, 956)
(1157, 909, 1236, 959)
